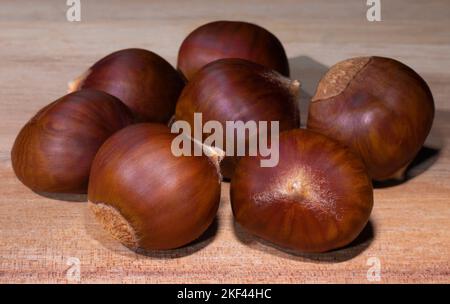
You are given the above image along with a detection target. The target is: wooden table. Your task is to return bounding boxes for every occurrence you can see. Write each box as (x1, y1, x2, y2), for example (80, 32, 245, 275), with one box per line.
(0, 0, 449, 283)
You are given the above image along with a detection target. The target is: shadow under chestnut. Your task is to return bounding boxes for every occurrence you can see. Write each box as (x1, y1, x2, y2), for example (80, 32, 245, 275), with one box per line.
(233, 219, 375, 263)
(136, 218, 219, 259)
(33, 191, 87, 202)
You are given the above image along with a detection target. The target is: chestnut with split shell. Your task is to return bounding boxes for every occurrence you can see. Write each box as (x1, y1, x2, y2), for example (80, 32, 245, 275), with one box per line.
(177, 20, 290, 80)
(88, 123, 222, 251)
(175, 58, 300, 179)
(69, 48, 185, 123)
(231, 129, 374, 253)
(307, 56, 435, 181)
(11, 89, 133, 194)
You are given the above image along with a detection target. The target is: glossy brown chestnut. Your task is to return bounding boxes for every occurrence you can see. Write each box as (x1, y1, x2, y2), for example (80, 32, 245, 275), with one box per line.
(88, 123, 221, 250)
(177, 20, 290, 80)
(11, 89, 133, 194)
(175, 58, 300, 179)
(307, 56, 435, 181)
(69, 48, 185, 122)
(231, 129, 373, 253)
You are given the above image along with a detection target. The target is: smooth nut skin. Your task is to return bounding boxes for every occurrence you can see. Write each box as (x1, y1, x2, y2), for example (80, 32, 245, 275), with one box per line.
(70, 48, 185, 123)
(307, 56, 435, 181)
(231, 129, 373, 253)
(178, 20, 289, 80)
(175, 58, 300, 179)
(88, 123, 221, 251)
(11, 89, 133, 194)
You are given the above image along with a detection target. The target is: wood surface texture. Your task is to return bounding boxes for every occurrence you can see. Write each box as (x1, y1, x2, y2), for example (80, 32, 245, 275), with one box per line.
(0, 0, 449, 283)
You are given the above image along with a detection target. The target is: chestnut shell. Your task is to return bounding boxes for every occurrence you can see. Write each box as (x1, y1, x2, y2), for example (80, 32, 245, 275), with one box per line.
(11, 89, 133, 194)
(231, 129, 373, 253)
(307, 56, 435, 181)
(88, 123, 221, 250)
(177, 20, 289, 79)
(175, 58, 300, 179)
(70, 48, 185, 123)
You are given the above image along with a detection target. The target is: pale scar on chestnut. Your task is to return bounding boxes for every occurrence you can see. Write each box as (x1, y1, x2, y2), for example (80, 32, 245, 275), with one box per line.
(89, 201, 139, 249)
(312, 57, 371, 102)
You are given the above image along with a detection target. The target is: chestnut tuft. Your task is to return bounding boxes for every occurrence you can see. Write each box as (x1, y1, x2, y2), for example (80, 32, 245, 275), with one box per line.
(177, 20, 290, 80)
(175, 58, 300, 179)
(231, 129, 373, 253)
(69, 48, 185, 123)
(11, 89, 133, 194)
(307, 56, 435, 181)
(88, 123, 221, 250)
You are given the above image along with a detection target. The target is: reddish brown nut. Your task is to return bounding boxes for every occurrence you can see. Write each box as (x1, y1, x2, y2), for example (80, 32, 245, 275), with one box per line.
(307, 56, 435, 181)
(175, 58, 300, 179)
(231, 129, 373, 253)
(88, 123, 221, 250)
(11, 89, 133, 194)
(69, 48, 185, 123)
(177, 20, 289, 80)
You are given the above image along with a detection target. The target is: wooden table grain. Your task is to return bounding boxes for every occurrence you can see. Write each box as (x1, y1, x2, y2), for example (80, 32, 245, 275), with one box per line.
(0, 0, 449, 283)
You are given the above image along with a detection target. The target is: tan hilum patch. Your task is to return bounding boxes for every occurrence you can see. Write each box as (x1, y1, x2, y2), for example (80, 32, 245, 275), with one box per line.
(88, 201, 139, 249)
(312, 57, 371, 102)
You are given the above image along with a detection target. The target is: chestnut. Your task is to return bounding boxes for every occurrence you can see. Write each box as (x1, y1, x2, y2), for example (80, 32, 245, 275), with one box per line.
(307, 56, 435, 181)
(175, 58, 300, 179)
(231, 129, 373, 253)
(88, 123, 221, 250)
(177, 20, 289, 80)
(68, 48, 185, 123)
(11, 89, 133, 194)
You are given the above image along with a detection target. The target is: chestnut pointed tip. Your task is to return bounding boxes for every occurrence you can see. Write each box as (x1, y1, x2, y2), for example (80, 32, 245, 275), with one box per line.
(289, 79, 301, 96)
(291, 79, 301, 88)
(67, 69, 91, 93)
(191, 136, 225, 182)
(382, 163, 409, 182)
(167, 115, 176, 128)
(390, 171, 405, 181)
(204, 145, 225, 165)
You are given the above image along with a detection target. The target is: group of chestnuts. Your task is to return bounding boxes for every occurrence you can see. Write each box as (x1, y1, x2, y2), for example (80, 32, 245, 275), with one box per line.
(11, 21, 434, 253)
